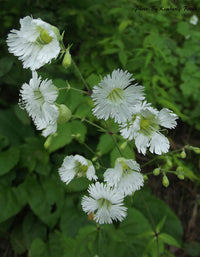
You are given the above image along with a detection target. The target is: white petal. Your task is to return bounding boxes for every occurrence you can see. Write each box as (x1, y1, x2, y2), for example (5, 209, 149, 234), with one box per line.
(158, 108, 178, 129)
(150, 132, 170, 155)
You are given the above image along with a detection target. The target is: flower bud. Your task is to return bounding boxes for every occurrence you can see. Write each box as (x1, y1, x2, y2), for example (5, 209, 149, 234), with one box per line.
(143, 174, 148, 180)
(180, 150, 186, 159)
(166, 159, 173, 169)
(57, 104, 71, 124)
(153, 168, 160, 176)
(51, 25, 60, 40)
(177, 172, 184, 180)
(176, 166, 183, 172)
(162, 175, 169, 188)
(40, 29, 53, 44)
(193, 147, 200, 154)
(44, 136, 52, 149)
(120, 141, 127, 150)
(62, 50, 71, 69)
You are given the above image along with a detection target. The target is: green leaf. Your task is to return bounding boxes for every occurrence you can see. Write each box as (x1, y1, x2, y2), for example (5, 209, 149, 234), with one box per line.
(118, 51, 127, 67)
(0, 146, 20, 176)
(134, 189, 183, 245)
(14, 104, 31, 125)
(97, 133, 115, 155)
(24, 175, 65, 228)
(66, 177, 90, 193)
(22, 213, 47, 248)
(48, 121, 87, 153)
(20, 137, 49, 173)
(11, 223, 27, 254)
(48, 123, 72, 153)
(0, 108, 34, 145)
(0, 184, 27, 223)
(0, 57, 13, 77)
(30, 238, 48, 257)
(60, 198, 90, 238)
(156, 216, 167, 233)
(118, 20, 132, 32)
(177, 22, 189, 36)
(0, 134, 9, 151)
(159, 233, 181, 248)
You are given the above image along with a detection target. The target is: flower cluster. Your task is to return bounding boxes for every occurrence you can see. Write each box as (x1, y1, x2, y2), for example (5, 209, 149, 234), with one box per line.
(7, 16, 71, 137)
(59, 155, 143, 224)
(7, 16, 179, 225)
(92, 71, 178, 155)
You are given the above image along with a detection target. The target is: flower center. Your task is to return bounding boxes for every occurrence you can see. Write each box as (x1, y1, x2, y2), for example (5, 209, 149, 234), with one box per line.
(75, 161, 88, 177)
(107, 88, 124, 103)
(34, 90, 44, 104)
(36, 28, 53, 45)
(98, 198, 112, 209)
(140, 115, 159, 136)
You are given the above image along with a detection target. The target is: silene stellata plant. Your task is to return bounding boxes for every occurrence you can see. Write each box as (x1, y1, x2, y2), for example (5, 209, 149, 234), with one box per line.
(7, 15, 191, 228)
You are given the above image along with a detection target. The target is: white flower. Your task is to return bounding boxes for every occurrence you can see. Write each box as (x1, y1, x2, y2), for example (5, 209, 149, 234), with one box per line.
(104, 157, 144, 196)
(19, 71, 59, 129)
(120, 102, 178, 155)
(7, 16, 60, 70)
(58, 155, 97, 185)
(81, 182, 127, 224)
(91, 69, 145, 123)
(35, 119, 57, 137)
(190, 15, 198, 25)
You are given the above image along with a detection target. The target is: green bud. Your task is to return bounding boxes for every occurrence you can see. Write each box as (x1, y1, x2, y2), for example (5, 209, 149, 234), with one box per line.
(92, 156, 98, 162)
(120, 141, 127, 150)
(62, 50, 72, 69)
(57, 104, 72, 124)
(193, 147, 200, 154)
(51, 25, 60, 40)
(40, 29, 53, 44)
(177, 172, 184, 180)
(44, 136, 52, 149)
(176, 166, 183, 172)
(162, 175, 169, 188)
(153, 168, 160, 176)
(94, 161, 100, 170)
(180, 150, 186, 159)
(143, 175, 148, 180)
(166, 159, 173, 169)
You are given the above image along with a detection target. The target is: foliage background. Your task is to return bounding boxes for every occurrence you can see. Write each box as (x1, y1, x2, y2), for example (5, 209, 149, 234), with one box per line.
(0, 0, 200, 256)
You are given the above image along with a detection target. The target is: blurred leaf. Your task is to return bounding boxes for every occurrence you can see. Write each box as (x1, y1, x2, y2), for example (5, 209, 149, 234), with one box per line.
(159, 233, 181, 248)
(0, 183, 27, 223)
(177, 22, 189, 36)
(0, 146, 19, 176)
(184, 241, 200, 257)
(118, 20, 132, 32)
(20, 137, 49, 173)
(14, 104, 31, 125)
(0, 108, 34, 145)
(0, 57, 13, 77)
(22, 213, 47, 248)
(30, 238, 48, 257)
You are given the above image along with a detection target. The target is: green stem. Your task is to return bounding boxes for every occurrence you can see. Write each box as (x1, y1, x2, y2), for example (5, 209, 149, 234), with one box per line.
(141, 148, 183, 168)
(81, 141, 105, 168)
(72, 59, 90, 91)
(72, 115, 107, 133)
(104, 121, 123, 157)
(58, 85, 88, 95)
